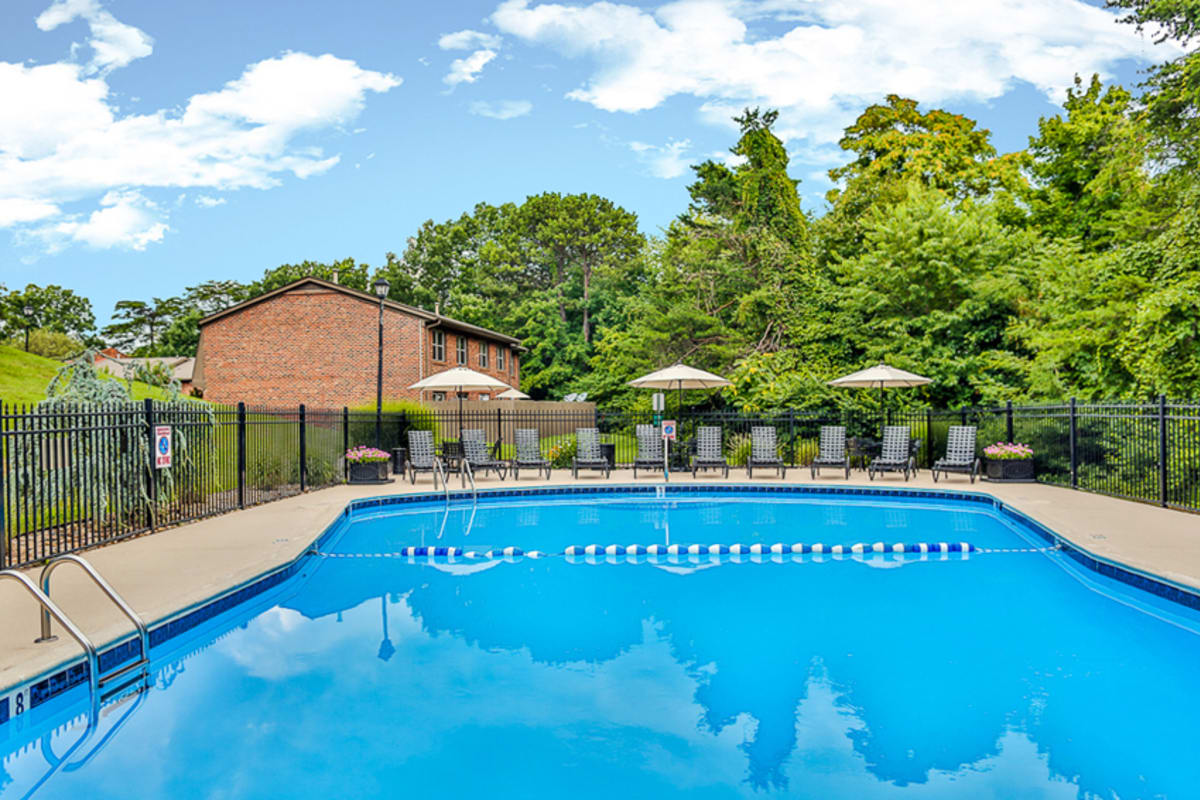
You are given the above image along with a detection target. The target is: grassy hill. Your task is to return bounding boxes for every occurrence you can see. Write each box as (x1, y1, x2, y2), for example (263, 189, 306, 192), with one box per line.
(0, 345, 183, 408)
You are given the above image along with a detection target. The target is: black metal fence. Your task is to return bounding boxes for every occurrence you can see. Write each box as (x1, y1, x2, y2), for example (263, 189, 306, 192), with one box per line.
(2, 397, 1197, 568)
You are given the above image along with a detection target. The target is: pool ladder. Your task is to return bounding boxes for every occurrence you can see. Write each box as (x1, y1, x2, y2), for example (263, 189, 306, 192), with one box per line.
(0, 554, 151, 703)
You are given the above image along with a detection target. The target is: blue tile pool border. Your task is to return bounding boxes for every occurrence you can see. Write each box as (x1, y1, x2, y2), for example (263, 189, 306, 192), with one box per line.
(4, 481, 1197, 725)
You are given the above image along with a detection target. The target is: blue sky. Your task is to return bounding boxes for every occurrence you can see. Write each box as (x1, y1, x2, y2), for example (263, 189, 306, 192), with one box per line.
(0, 0, 1170, 326)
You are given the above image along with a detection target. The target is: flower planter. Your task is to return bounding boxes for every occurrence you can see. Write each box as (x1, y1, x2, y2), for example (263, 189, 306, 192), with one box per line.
(348, 460, 392, 484)
(984, 458, 1035, 482)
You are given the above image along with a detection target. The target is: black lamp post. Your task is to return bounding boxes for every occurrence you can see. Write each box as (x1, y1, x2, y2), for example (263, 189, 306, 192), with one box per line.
(372, 277, 391, 448)
(22, 305, 34, 352)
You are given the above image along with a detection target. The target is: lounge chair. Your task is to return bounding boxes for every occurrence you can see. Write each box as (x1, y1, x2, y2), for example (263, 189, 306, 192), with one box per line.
(462, 429, 507, 481)
(932, 425, 981, 483)
(512, 428, 551, 480)
(692, 426, 729, 478)
(572, 427, 610, 479)
(633, 424, 664, 478)
(747, 426, 786, 479)
(810, 425, 850, 479)
(868, 426, 914, 480)
(407, 430, 444, 486)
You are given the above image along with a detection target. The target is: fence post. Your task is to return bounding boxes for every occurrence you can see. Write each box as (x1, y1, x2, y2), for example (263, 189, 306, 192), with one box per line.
(299, 404, 307, 492)
(788, 410, 796, 466)
(342, 406, 350, 481)
(1158, 394, 1168, 508)
(1069, 397, 1078, 489)
(925, 409, 933, 469)
(1006, 400, 1014, 443)
(237, 402, 246, 509)
(0, 401, 6, 569)
(144, 399, 157, 531)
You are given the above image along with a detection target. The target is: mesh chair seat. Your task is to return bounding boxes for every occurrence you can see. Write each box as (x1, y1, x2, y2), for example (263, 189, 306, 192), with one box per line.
(633, 424, 664, 478)
(747, 426, 786, 479)
(461, 429, 507, 480)
(512, 428, 551, 480)
(692, 426, 729, 478)
(868, 426, 913, 481)
(406, 430, 445, 486)
(810, 425, 850, 479)
(932, 425, 981, 483)
(573, 428, 610, 479)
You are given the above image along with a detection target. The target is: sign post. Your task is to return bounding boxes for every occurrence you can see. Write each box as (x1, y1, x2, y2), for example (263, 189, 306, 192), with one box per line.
(154, 426, 172, 470)
(661, 420, 676, 482)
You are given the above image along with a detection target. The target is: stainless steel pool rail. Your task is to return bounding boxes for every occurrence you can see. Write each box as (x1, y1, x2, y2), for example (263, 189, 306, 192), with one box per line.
(434, 458, 449, 505)
(461, 459, 478, 503)
(38, 555, 150, 689)
(0, 569, 100, 696)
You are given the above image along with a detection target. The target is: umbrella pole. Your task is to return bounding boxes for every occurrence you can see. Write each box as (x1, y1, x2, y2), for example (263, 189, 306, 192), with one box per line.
(458, 387, 464, 441)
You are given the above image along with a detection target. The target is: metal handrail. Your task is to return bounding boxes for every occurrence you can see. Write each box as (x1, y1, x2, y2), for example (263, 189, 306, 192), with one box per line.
(461, 458, 477, 503)
(0, 570, 100, 695)
(434, 458, 449, 505)
(38, 555, 150, 668)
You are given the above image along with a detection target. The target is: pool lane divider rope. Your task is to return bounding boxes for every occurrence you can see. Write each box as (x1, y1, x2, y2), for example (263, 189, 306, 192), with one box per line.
(310, 542, 1058, 560)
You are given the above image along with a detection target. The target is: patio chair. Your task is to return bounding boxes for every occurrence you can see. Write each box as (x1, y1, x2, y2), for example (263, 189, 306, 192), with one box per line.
(810, 425, 850, 479)
(692, 426, 729, 478)
(512, 428, 551, 480)
(868, 426, 914, 481)
(406, 430, 444, 486)
(932, 426, 981, 483)
(633, 424, 664, 478)
(461, 429, 507, 481)
(747, 426, 786, 479)
(573, 427, 611, 479)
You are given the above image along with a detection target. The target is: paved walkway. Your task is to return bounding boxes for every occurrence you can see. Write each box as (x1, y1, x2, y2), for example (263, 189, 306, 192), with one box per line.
(2, 469, 1196, 690)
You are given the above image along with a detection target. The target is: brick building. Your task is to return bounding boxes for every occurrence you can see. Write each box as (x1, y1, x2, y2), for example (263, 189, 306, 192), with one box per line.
(192, 277, 521, 407)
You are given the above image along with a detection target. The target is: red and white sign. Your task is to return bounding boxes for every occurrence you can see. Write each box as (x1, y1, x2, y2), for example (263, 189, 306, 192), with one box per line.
(661, 420, 677, 441)
(154, 425, 172, 469)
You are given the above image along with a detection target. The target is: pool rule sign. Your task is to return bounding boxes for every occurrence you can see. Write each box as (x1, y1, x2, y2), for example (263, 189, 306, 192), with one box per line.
(154, 425, 172, 469)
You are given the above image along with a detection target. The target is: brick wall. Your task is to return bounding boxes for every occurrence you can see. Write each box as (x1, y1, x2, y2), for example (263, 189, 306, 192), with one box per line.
(422, 327, 520, 401)
(198, 287, 423, 408)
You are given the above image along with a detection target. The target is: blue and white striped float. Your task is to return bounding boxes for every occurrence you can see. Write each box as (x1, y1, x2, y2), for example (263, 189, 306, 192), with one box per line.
(560, 541, 974, 563)
(481, 547, 546, 560)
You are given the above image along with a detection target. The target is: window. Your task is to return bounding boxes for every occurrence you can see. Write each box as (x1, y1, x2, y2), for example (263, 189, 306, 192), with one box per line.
(497, 347, 506, 371)
(456, 336, 467, 365)
(479, 342, 489, 368)
(431, 330, 445, 362)
(432, 391, 446, 402)
(479, 393, 490, 402)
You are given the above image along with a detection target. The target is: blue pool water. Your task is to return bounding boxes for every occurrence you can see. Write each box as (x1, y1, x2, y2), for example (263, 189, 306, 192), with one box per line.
(3, 488, 1199, 799)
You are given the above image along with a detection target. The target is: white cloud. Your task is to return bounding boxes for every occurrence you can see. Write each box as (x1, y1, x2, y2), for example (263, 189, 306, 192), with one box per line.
(26, 189, 168, 252)
(469, 99, 533, 119)
(444, 49, 498, 86)
(491, 0, 1174, 151)
(2, 1, 400, 252)
(438, 29, 504, 50)
(629, 138, 692, 178)
(194, 195, 226, 207)
(36, 0, 154, 75)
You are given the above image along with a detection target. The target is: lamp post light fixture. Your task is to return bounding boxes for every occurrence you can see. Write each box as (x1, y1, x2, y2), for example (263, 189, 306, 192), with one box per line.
(22, 305, 34, 352)
(372, 277, 391, 448)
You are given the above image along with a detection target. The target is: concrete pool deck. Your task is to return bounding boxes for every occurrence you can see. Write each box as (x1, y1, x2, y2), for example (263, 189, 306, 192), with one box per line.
(1, 469, 1197, 691)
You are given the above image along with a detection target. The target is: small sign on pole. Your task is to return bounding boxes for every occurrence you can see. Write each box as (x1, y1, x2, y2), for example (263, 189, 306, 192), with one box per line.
(651, 392, 665, 412)
(661, 420, 676, 440)
(154, 425, 172, 469)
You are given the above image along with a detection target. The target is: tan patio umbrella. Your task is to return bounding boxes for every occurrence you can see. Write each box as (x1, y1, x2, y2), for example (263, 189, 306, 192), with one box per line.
(628, 363, 732, 417)
(410, 367, 512, 435)
(497, 387, 530, 400)
(827, 363, 931, 436)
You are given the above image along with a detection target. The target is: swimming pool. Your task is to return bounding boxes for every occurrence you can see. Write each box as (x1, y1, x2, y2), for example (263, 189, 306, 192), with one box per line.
(3, 486, 1199, 799)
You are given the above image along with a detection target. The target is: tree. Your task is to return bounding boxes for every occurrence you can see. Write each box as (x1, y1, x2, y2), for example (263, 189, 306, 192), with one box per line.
(1, 284, 96, 342)
(248, 259, 370, 298)
(102, 297, 182, 353)
(1027, 75, 1162, 249)
(1108, 0, 1200, 165)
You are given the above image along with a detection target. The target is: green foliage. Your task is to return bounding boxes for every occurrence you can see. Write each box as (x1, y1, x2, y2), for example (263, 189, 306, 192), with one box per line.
(102, 297, 183, 353)
(3, 329, 84, 360)
(0, 284, 96, 342)
(547, 436, 577, 469)
(250, 258, 370, 296)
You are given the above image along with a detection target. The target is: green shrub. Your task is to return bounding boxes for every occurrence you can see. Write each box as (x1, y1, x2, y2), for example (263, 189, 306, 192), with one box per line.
(547, 437, 577, 469)
(727, 433, 752, 466)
